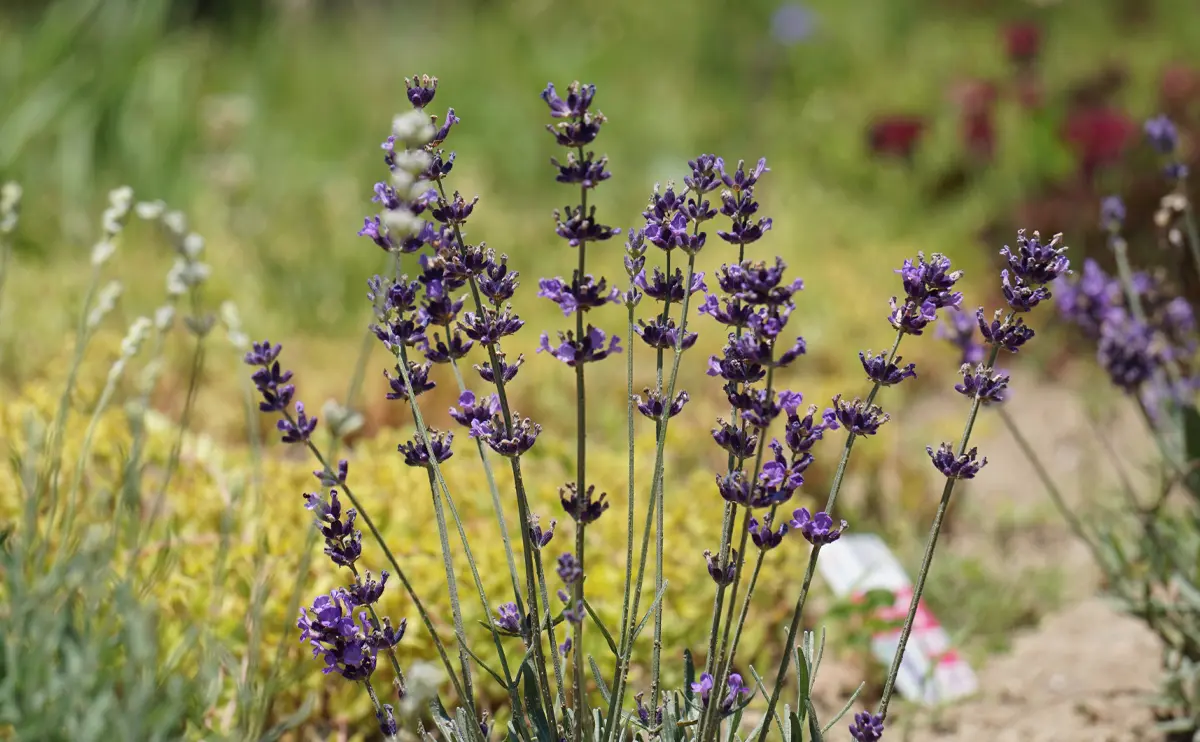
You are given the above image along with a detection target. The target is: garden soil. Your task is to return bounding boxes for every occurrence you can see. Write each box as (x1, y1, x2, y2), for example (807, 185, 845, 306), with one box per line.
(837, 382, 1164, 741)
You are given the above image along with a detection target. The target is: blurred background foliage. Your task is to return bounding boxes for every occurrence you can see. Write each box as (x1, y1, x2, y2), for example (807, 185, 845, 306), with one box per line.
(1, 0, 1198, 737)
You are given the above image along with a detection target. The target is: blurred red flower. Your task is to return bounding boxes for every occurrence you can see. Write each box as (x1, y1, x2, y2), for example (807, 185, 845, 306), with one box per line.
(867, 115, 926, 161)
(1004, 22, 1041, 66)
(1061, 106, 1137, 181)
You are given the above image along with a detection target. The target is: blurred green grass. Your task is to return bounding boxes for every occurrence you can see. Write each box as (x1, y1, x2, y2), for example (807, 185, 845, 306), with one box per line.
(2, 0, 1197, 391)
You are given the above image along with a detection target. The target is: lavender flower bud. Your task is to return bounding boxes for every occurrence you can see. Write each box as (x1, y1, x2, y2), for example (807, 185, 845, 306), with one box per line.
(538, 275, 621, 315)
(471, 413, 540, 457)
(859, 350, 917, 387)
(748, 514, 789, 550)
(636, 389, 691, 420)
(560, 483, 608, 524)
(277, 401, 318, 444)
(348, 571, 389, 607)
(314, 459, 350, 487)
(887, 297, 938, 335)
(556, 552, 582, 584)
(493, 603, 521, 634)
(378, 705, 399, 737)
(528, 515, 556, 549)
(927, 442, 988, 479)
(398, 429, 454, 468)
(955, 364, 1009, 404)
(849, 711, 885, 742)
(832, 394, 889, 436)
(704, 550, 737, 585)
(712, 419, 758, 458)
(385, 361, 435, 401)
(405, 74, 438, 108)
(537, 326, 622, 366)
(303, 489, 362, 568)
(790, 507, 846, 546)
(976, 308, 1035, 353)
(474, 353, 524, 384)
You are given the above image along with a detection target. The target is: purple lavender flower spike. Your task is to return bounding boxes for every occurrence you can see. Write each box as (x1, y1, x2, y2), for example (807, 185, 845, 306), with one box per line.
(459, 306, 524, 344)
(397, 429, 454, 468)
(551, 151, 611, 188)
(976, 308, 1036, 352)
(554, 205, 620, 246)
(635, 318, 698, 351)
(538, 325, 622, 366)
(1145, 114, 1179, 155)
(314, 459, 349, 487)
(783, 403, 839, 454)
(449, 390, 499, 429)
(704, 550, 737, 585)
(561, 483, 609, 524)
(790, 507, 847, 546)
(888, 297, 939, 335)
(927, 442, 988, 479)
(472, 413, 540, 457)
(529, 515, 556, 549)
(955, 364, 1009, 404)
(385, 361, 435, 401)
(538, 275, 621, 315)
(493, 602, 522, 633)
(849, 711, 885, 742)
(859, 350, 917, 387)
(636, 389, 691, 420)
(1097, 312, 1159, 392)
(404, 74, 438, 108)
(1100, 195, 1126, 232)
(278, 401, 318, 444)
(245, 340, 296, 412)
(556, 552, 582, 584)
(635, 692, 663, 727)
(357, 216, 393, 250)
(298, 591, 379, 681)
(712, 419, 758, 459)
(560, 637, 573, 656)
(1053, 259, 1117, 338)
(475, 352, 524, 384)
(304, 488, 362, 568)
(748, 513, 789, 550)
(634, 267, 707, 303)
(832, 394, 890, 436)
(347, 570, 389, 607)
(686, 154, 725, 194)
(895, 252, 964, 309)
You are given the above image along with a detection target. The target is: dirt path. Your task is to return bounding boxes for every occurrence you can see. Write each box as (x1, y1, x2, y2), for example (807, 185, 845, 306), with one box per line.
(905, 597, 1160, 742)
(890, 382, 1164, 741)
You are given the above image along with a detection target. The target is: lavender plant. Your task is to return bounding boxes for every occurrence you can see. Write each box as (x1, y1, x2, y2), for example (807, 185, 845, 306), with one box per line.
(261, 75, 1070, 741)
(998, 115, 1200, 737)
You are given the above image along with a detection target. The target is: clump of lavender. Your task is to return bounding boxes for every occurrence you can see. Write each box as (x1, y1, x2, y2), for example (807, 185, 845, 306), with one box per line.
(257, 74, 1073, 742)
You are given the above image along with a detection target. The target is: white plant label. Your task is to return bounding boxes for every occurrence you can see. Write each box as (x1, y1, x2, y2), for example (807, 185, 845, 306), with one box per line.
(815, 533, 979, 706)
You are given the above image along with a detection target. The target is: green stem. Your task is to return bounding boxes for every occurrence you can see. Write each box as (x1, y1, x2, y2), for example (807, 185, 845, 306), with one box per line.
(572, 167, 590, 740)
(432, 176, 557, 723)
(363, 677, 399, 742)
(876, 339, 1000, 719)
(755, 329, 904, 740)
(603, 250, 699, 742)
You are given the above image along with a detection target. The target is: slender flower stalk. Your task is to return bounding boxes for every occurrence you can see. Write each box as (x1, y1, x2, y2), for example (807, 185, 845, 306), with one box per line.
(878, 230, 1069, 720)
(757, 251, 964, 740)
(539, 80, 620, 736)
